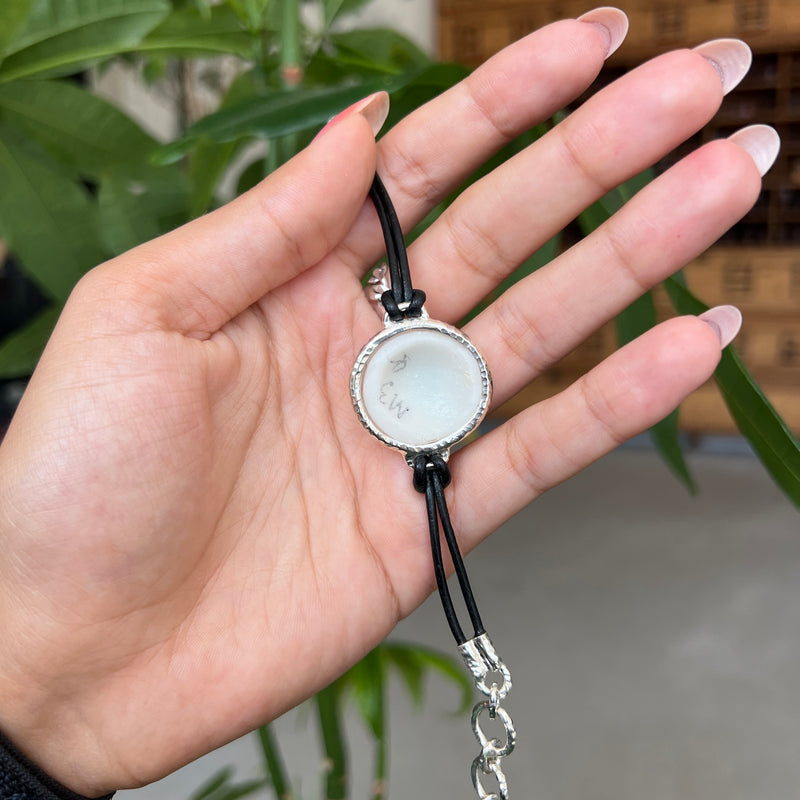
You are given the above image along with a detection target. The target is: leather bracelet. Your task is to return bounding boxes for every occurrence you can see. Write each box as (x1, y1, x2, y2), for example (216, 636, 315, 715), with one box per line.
(351, 173, 517, 799)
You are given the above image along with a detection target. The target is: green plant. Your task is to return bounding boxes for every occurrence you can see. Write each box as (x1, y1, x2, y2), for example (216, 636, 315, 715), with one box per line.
(2, 0, 797, 505)
(186, 641, 472, 800)
(0, 0, 798, 789)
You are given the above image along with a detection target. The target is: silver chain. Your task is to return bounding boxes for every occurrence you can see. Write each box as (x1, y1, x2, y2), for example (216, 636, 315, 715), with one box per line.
(459, 634, 516, 800)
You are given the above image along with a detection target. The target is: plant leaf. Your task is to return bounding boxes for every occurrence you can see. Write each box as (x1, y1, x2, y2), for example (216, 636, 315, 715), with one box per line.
(136, 4, 255, 58)
(576, 169, 694, 490)
(0, 0, 35, 61)
(154, 73, 411, 163)
(257, 725, 293, 800)
(663, 275, 800, 508)
(0, 0, 170, 82)
(187, 68, 262, 215)
(384, 62, 470, 129)
(344, 648, 385, 740)
(384, 641, 473, 714)
(328, 28, 430, 75)
(382, 644, 424, 706)
(0, 305, 59, 378)
(226, 0, 273, 32)
(98, 170, 189, 255)
(0, 121, 104, 299)
(316, 683, 347, 800)
(188, 766, 234, 800)
(215, 779, 270, 800)
(323, 0, 346, 26)
(0, 79, 157, 179)
(323, 0, 372, 26)
(615, 292, 695, 492)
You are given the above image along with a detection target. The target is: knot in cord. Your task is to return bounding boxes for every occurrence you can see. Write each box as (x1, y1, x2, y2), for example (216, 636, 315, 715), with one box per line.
(381, 288, 427, 322)
(412, 453, 451, 493)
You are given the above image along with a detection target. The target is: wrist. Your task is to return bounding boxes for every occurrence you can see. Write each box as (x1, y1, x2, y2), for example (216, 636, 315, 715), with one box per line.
(0, 727, 114, 800)
(0, 641, 114, 798)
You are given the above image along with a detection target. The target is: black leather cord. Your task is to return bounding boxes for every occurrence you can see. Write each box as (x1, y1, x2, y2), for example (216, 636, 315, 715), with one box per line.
(368, 174, 425, 322)
(413, 454, 485, 646)
(370, 171, 485, 646)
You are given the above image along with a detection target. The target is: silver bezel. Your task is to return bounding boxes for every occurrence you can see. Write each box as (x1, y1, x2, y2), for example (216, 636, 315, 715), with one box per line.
(350, 317, 492, 458)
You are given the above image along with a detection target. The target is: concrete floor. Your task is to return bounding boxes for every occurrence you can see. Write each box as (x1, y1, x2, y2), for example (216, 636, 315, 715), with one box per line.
(122, 445, 799, 800)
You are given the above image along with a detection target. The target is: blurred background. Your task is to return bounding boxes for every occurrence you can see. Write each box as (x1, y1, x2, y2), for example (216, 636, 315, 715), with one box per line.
(1, 0, 799, 798)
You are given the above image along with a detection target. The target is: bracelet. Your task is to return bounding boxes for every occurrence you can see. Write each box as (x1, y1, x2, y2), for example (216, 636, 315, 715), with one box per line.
(351, 174, 516, 800)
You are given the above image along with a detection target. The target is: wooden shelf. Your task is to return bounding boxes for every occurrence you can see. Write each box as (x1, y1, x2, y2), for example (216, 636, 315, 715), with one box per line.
(439, 0, 800, 434)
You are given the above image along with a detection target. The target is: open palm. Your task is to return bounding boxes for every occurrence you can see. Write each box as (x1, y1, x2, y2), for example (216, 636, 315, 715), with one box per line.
(0, 17, 768, 797)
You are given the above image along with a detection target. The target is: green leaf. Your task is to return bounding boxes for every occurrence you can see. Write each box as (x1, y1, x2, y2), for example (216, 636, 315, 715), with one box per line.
(257, 725, 293, 800)
(215, 779, 270, 800)
(328, 28, 431, 75)
(577, 169, 694, 490)
(324, 0, 371, 24)
(577, 167, 654, 236)
(0, 0, 35, 61)
(384, 62, 470, 129)
(0, 305, 59, 378)
(154, 73, 411, 163)
(382, 645, 424, 706)
(188, 766, 234, 800)
(187, 69, 261, 215)
(345, 648, 385, 740)
(340, 648, 388, 800)
(615, 292, 695, 492)
(226, 0, 273, 32)
(316, 683, 347, 800)
(98, 170, 189, 255)
(0, 0, 170, 82)
(323, 0, 346, 26)
(384, 641, 473, 714)
(234, 156, 266, 197)
(663, 275, 800, 508)
(189, 139, 241, 217)
(136, 4, 255, 58)
(0, 79, 157, 179)
(0, 121, 105, 299)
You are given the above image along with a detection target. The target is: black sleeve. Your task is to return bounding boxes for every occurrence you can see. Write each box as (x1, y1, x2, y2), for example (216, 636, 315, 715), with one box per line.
(0, 732, 114, 800)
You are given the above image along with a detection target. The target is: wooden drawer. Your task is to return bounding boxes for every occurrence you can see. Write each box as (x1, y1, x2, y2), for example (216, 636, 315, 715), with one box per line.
(439, 0, 800, 67)
(493, 246, 800, 433)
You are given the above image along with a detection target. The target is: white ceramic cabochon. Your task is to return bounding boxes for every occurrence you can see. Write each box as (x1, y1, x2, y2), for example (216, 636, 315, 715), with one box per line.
(361, 327, 485, 447)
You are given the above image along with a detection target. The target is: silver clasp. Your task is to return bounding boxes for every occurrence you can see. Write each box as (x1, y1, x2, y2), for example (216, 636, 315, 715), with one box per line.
(459, 633, 512, 704)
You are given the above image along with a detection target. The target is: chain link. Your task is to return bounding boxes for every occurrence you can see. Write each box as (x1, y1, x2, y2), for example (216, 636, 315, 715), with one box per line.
(459, 634, 515, 799)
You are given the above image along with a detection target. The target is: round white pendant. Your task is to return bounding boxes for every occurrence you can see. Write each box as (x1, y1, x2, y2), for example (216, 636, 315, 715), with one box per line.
(351, 318, 492, 456)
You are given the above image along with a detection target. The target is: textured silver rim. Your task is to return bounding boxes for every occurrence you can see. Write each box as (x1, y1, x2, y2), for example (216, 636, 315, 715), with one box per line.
(350, 317, 492, 457)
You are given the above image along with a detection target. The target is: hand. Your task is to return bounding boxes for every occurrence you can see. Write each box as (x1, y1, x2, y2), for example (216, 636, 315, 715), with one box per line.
(0, 12, 773, 796)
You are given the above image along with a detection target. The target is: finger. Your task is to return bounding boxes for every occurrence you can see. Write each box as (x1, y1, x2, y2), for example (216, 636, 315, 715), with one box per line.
(336, 14, 624, 273)
(466, 129, 770, 407)
(408, 41, 751, 320)
(94, 111, 379, 335)
(450, 311, 737, 547)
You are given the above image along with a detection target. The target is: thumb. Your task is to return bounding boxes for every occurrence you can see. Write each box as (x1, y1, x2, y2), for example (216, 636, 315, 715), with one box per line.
(102, 93, 387, 335)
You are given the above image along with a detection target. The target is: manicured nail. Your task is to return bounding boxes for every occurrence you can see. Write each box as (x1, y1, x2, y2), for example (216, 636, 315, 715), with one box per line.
(699, 305, 742, 348)
(693, 39, 752, 94)
(577, 7, 629, 58)
(315, 91, 390, 140)
(728, 124, 781, 176)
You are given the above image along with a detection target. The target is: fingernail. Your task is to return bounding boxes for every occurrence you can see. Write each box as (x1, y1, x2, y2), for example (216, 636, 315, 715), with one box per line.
(728, 124, 781, 176)
(577, 7, 629, 58)
(699, 305, 742, 348)
(315, 91, 390, 140)
(693, 38, 752, 94)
